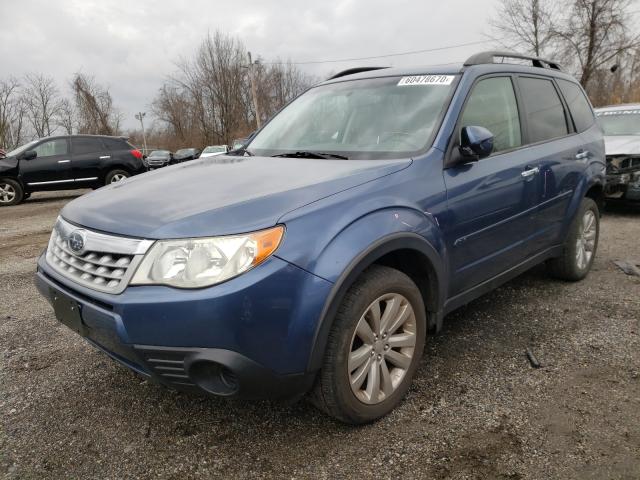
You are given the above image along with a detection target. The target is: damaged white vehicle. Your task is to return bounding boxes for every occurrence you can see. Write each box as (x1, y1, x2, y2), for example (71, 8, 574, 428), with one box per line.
(595, 104, 640, 202)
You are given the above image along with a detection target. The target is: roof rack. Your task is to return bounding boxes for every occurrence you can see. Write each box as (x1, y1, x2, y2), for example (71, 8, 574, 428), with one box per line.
(328, 66, 389, 80)
(464, 51, 561, 71)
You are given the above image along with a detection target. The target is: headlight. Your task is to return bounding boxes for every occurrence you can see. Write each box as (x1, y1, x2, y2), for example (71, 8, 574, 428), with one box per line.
(131, 226, 284, 288)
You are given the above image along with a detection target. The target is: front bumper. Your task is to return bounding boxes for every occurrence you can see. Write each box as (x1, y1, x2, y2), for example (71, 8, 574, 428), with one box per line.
(36, 253, 331, 399)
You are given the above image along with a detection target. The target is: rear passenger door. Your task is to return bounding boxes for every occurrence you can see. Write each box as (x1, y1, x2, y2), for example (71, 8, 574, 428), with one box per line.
(70, 137, 107, 184)
(515, 76, 587, 252)
(444, 75, 539, 296)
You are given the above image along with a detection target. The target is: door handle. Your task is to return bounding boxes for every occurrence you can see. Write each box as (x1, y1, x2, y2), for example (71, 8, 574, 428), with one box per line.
(575, 150, 590, 160)
(521, 166, 540, 178)
(99, 155, 111, 160)
(57, 159, 71, 164)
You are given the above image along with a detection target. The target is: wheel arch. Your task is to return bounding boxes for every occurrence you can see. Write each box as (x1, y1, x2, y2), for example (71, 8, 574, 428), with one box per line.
(584, 182, 604, 213)
(306, 232, 446, 372)
(0, 175, 24, 188)
(560, 177, 605, 242)
(103, 166, 132, 183)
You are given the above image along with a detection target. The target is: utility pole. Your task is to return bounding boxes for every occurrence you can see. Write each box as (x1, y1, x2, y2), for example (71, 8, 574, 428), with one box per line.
(134, 112, 148, 154)
(247, 52, 261, 129)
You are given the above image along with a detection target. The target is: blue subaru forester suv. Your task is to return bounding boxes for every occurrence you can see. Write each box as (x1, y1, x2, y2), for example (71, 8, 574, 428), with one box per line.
(36, 52, 605, 423)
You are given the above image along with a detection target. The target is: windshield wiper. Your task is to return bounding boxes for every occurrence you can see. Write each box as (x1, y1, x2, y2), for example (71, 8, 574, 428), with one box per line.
(271, 151, 349, 160)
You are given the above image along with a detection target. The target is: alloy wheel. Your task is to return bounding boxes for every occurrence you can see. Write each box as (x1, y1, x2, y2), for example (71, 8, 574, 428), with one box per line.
(0, 183, 16, 204)
(348, 293, 416, 404)
(110, 174, 127, 183)
(576, 209, 596, 270)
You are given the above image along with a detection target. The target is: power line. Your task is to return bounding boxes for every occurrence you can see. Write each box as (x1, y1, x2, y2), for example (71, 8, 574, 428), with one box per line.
(261, 39, 496, 65)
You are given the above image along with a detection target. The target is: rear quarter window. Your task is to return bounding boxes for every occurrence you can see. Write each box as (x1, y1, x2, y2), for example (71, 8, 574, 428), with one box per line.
(102, 138, 129, 151)
(557, 79, 595, 133)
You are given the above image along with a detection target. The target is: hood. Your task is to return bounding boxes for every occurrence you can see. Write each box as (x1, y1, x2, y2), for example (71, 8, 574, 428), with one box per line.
(62, 155, 411, 239)
(604, 135, 640, 156)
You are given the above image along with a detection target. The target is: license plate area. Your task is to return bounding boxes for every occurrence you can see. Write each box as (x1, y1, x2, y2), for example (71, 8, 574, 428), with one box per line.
(51, 288, 85, 335)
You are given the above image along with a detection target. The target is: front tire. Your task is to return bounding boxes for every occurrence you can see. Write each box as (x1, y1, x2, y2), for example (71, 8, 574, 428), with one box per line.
(547, 197, 599, 281)
(0, 179, 24, 206)
(312, 265, 426, 424)
(105, 169, 130, 185)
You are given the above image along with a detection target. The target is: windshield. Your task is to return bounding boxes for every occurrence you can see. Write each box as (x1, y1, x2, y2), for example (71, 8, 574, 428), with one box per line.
(596, 109, 640, 136)
(247, 74, 457, 159)
(6, 140, 39, 157)
(149, 150, 170, 156)
(203, 146, 226, 153)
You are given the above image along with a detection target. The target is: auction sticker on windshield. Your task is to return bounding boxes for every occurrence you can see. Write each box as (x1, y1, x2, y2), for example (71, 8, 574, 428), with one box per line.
(398, 75, 455, 86)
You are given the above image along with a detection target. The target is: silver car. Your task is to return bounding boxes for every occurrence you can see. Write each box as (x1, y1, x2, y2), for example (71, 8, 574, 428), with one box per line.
(595, 104, 640, 202)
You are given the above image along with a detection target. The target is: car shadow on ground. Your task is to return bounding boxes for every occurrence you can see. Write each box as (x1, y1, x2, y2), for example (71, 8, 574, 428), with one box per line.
(91, 264, 552, 427)
(604, 201, 640, 216)
(24, 191, 89, 205)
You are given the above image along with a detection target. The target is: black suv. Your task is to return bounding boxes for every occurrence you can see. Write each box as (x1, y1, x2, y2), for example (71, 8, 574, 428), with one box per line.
(0, 135, 145, 206)
(173, 148, 201, 163)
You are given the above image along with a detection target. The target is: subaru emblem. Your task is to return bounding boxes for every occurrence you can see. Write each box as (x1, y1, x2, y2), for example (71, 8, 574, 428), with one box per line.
(68, 230, 87, 255)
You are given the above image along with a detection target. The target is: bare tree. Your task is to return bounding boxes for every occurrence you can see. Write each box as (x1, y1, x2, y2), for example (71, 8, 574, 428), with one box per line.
(152, 85, 191, 143)
(0, 77, 28, 149)
(23, 73, 64, 138)
(490, 0, 557, 57)
(588, 47, 640, 105)
(71, 73, 121, 135)
(56, 98, 75, 135)
(554, 0, 640, 89)
(254, 59, 314, 123)
(152, 31, 315, 150)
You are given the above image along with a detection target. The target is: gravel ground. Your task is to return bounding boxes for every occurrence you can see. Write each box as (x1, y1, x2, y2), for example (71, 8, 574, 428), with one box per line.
(1, 191, 639, 479)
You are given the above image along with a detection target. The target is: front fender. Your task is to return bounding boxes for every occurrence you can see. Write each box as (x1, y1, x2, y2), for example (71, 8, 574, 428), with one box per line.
(0, 156, 19, 180)
(278, 207, 447, 372)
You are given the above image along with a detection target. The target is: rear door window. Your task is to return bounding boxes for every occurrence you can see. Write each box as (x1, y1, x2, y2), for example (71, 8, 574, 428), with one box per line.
(71, 137, 105, 155)
(556, 79, 595, 133)
(518, 77, 569, 143)
(460, 76, 522, 153)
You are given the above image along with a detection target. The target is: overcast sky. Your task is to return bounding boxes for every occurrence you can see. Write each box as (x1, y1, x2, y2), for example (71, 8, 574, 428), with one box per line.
(0, 0, 502, 130)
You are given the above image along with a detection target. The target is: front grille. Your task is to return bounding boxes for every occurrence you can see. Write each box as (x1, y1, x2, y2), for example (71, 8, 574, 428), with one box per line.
(49, 229, 132, 289)
(135, 346, 196, 387)
(146, 159, 167, 166)
(45, 217, 153, 294)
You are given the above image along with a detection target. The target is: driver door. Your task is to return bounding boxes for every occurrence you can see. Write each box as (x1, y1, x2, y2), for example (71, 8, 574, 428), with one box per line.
(20, 138, 72, 187)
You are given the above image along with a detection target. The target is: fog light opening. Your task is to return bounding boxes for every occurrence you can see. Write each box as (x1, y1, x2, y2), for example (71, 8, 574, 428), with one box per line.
(189, 361, 239, 396)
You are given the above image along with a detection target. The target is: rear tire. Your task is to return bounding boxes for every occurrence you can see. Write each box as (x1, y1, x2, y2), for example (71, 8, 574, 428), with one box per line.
(105, 169, 130, 185)
(0, 179, 24, 206)
(547, 197, 599, 281)
(311, 265, 426, 424)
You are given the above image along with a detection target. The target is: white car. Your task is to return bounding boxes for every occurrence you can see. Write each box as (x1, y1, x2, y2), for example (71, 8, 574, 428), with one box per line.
(199, 145, 229, 158)
(595, 104, 640, 202)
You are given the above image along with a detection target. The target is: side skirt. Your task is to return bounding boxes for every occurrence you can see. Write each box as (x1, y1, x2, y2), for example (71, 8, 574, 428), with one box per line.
(443, 245, 563, 316)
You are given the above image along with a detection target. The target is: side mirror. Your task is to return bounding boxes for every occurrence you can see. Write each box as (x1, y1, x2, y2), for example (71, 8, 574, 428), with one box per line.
(459, 126, 494, 160)
(21, 150, 37, 161)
